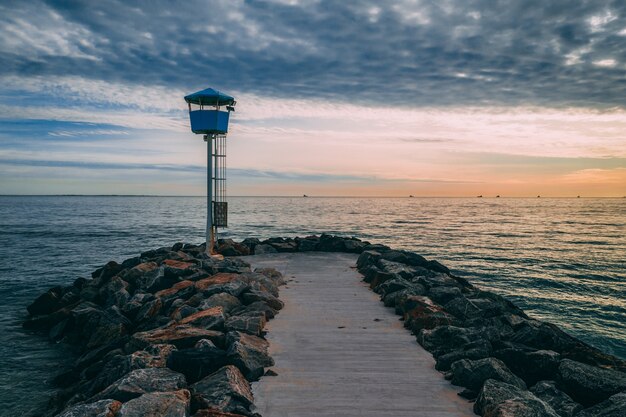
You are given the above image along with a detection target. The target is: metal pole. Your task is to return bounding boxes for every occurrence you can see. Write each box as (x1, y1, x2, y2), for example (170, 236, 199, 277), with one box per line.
(206, 134, 213, 254)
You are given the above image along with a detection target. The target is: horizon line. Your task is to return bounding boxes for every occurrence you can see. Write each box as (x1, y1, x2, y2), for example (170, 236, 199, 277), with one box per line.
(0, 194, 623, 198)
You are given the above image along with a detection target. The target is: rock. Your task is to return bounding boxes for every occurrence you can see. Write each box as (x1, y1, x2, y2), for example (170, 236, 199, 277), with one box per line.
(343, 239, 366, 253)
(166, 345, 229, 383)
(130, 325, 225, 350)
(400, 295, 458, 333)
(317, 234, 347, 252)
(98, 276, 130, 308)
(191, 365, 253, 414)
(253, 244, 277, 254)
(451, 357, 526, 391)
(435, 340, 492, 371)
(225, 313, 267, 336)
(253, 267, 284, 285)
(356, 250, 382, 270)
(417, 325, 486, 357)
(530, 381, 583, 417)
(442, 296, 482, 320)
(231, 301, 277, 320)
(268, 240, 298, 252)
(69, 303, 131, 349)
(178, 307, 226, 330)
(128, 344, 177, 368)
(216, 239, 250, 257)
(27, 286, 65, 316)
(474, 379, 560, 417)
(124, 262, 158, 289)
(195, 274, 249, 297)
(495, 349, 561, 386)
(364, 268, 395, 289)
(171, 305, 199, 321)
(134, 297, 163, 324)
(117, 389, 190, 417)
(226, 331, 274, 380)
(241, 289, 284, 311)
(557, 359, 626, 407)
(428, 286, 462, 305)
(121, 292, 155, 320)
(297, 238, 318, 252)
(56, 399, 122, 417)
(91, 367, 186, 402)
(382, 286, 426, 308)
(92, 261, 123, 281)
(240, 238, 261, 252)
(156, 280, 196, 305)
(373, 277, 412, 296)
(576, 392, 626, 417)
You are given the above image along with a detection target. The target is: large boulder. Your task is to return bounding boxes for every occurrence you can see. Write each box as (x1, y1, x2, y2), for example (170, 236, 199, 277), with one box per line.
(474, 379, 560, 417)
(241, 289, 284, 311)
(416, 325, 486, 357)
(178, 307, 226, 330)
(400, 295, 458, 333)
(191, 365, 254, 415)
(576, 392, 626, 417)
(451, 357, 526, 392)
(253, 244, 277, 254)
(167, 345, 229, 383)
(98, 276, 130, 308)
(91, 367, 187, 402)
(69, 303, 131, 349)
(130, 325, 225, 350)
(356, 250, 382, 271)
(195, 274, 249, 297)
(27, 286, 66, 316)
(530, 380, 583, 417)
(494, 349, 561, 386)
(557, 359, 626, 407)
(198, 293, 242, 314)
(117, 389, 191, 417)
(226, 331, 273, 380)
(56, 399, 122, 417)
(435, 340, 492, 371)
(225, 313, 266, 337)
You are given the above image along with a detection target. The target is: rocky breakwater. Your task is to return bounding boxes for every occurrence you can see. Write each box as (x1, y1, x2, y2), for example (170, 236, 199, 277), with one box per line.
(24, 242, 285, 417)
(216, 234, 626, 417)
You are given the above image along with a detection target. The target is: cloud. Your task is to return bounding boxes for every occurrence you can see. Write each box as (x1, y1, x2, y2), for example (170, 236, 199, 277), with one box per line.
(0, 0, 624, 107)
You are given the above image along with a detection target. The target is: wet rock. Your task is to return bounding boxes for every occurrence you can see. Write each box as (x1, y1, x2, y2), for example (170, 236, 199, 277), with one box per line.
(241, 289, 284, 311)
(474, 379, 560, 417)
(557, 359, 626, 407)
(343, 239, 366, 253)
(226, 331, 274, 380)
(121, 292, 155, 320)
(69, 303, 131, 349)
(128, 344, 177, 368)
(27, 286, 65, 316)
(178, 307, 226, 330)
(117, 389, 190, 417)
(316, 234, 348, 252)
(92, 261, 123, 281)
(123, 262, 158, 289)
(130, 324, 225, 350)
(217, 239, 250, 257)
(253, 244, 277, 254)
(530, 380, 583, 417)
(269, 240, 298, 253)
(451, 357, 526, 391)
(253, 267, 284, 285)
(364, 268, 395, 289)
(373, 277, 412, 296)
(170, 305, 198, 321)
(382, 286, 426, 308)
(225, 313, 266, 337)
(576, 392, 626, 417)
(98, 276, 130, 308)
(297, 238, 318, 252)
(240, 238, 261, 253)
(56, 399, 122, 417)
(91, 367, 186, 402)
(191, 365, 254, 414)
(442, 296, 482, 320)
(166, 345, 229, 383)
(134, 297, 163, 324)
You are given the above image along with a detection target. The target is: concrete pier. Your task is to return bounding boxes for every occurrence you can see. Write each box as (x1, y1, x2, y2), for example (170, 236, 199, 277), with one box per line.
(244, 252, 474, 417)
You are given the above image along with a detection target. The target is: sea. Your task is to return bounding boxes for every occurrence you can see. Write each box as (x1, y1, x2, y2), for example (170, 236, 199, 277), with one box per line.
(0, 196, 624, 415)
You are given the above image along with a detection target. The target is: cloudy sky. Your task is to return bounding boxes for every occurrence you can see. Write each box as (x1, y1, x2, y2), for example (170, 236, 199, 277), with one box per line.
(1, 0, 625, 196)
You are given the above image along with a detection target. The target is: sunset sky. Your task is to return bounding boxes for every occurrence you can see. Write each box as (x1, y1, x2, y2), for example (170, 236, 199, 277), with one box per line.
(1, 1, 625, 196)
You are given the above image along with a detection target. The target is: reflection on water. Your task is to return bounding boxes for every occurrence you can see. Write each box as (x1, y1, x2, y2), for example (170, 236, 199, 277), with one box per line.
(0, 196, 624, 415)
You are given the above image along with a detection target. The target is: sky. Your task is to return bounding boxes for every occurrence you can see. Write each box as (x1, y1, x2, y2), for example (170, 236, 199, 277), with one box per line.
(0, 0, 625, 196)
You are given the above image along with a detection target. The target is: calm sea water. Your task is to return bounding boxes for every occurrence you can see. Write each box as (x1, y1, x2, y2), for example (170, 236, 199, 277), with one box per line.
(0, 196, 624, 415)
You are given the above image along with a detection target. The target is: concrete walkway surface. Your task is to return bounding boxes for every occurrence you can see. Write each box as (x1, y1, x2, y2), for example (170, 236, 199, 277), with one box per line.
(244, 252, 474, 417)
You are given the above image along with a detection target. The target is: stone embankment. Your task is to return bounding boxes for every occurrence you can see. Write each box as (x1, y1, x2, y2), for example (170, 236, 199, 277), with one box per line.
(25, 234, 626, 417)
(25, 242, 285, 417)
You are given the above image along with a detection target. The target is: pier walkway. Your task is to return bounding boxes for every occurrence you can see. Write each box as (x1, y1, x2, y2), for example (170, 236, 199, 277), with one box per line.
(244, 252, 474, 417)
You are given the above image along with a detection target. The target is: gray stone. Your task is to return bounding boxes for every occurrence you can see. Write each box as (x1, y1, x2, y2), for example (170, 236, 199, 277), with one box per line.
(474, 379, 560, 417)
(530, 380, 583, 417)
(557, 359, 626, 407)
(91, 367, 186, 402)
(253, 244, 277, 254)
(241, 289, 284, 311)
(191, 365, 254, 414)
(166, 345, 229, 383)
(451, 357, 526, 391)
(577, 392, 626, 417)
(198, 292, 242, 314)
(225, 313, 266, 336)
(226, 331, 274, 380)
(56, 399, 122, 417)
(117, 389, 190, 417)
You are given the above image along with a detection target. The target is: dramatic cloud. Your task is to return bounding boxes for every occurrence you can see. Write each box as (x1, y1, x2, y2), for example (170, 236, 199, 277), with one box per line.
(0, 1, 625, 195)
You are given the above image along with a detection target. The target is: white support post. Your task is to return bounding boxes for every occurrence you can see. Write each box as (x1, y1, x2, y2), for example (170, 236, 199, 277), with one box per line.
(206, 134, 213, 254)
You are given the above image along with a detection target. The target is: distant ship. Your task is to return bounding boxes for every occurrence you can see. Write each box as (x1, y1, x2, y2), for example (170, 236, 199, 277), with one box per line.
(303, 194, 308, 198)
(496, 195, 500, 198)
(537, 195, 541, 198)
(409, 195, 414, 198)
(477, 195, 483, 198)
